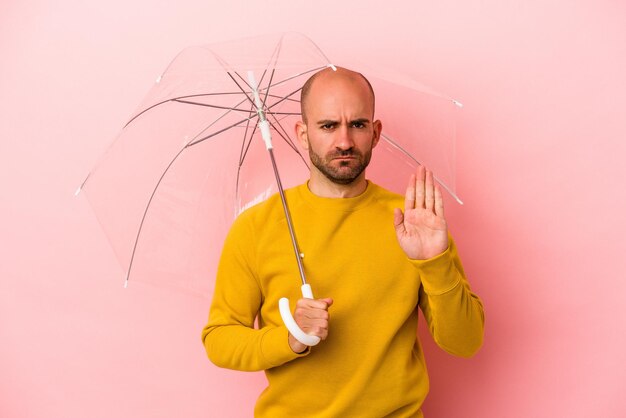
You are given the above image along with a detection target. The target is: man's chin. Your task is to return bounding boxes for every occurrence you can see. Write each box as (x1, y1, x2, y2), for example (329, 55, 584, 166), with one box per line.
(325, 175, 358, 185)
(322, 168, 364, 185)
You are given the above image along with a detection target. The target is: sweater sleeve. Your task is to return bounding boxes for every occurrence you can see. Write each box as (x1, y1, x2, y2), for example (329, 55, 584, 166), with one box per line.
(413, 236, 484, 357)
(201, 214, 308, 371)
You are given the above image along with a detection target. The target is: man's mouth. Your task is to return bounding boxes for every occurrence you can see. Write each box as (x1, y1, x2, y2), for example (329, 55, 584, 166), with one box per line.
(330, 152, 358, 160)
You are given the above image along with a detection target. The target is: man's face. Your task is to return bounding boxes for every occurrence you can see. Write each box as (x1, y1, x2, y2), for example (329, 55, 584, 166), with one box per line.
(297, 70, 382, 185)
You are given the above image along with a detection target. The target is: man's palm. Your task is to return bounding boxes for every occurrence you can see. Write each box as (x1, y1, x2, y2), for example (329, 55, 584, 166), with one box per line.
(394, 167, 448, 260)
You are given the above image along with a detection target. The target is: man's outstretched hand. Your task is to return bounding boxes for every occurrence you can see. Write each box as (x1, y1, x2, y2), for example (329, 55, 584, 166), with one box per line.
(394, 166, 448, 260)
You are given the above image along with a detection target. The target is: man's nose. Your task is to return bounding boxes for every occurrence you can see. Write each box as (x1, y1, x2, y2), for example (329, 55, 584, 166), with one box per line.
(334, 125, 354, 150)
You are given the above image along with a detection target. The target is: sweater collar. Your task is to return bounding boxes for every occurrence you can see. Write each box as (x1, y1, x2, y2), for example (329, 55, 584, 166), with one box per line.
(296, 180, 377, 212)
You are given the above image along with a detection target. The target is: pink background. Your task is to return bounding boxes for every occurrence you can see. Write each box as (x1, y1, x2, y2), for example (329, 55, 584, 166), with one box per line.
(1, 1, 625, 417)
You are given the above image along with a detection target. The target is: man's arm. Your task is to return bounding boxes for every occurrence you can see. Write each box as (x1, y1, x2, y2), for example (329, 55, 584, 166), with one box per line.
(201, 215, 308, 371)
(415, 238, 484, 357)
(394, 166, 484, 356)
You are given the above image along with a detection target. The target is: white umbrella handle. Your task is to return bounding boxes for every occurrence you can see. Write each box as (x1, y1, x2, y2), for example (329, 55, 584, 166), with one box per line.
(278, 284, 321, 347)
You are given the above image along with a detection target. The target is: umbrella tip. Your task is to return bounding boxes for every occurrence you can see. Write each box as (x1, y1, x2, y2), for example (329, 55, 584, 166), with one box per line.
(452, 99, 464, 108)
(124, 279, 129, 289)
(74, 186, 82, 196)
(327, 64, 337, 71)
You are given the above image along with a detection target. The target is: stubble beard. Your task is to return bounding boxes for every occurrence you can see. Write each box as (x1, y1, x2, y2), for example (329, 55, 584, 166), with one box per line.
(308, 146, 373, 185)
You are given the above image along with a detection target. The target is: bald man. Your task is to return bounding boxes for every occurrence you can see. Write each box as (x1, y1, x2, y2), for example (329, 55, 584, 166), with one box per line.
(202, 67, 484, 417)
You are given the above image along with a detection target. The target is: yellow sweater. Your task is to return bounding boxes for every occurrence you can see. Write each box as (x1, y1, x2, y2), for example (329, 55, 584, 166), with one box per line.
(202, 182, 484, 417)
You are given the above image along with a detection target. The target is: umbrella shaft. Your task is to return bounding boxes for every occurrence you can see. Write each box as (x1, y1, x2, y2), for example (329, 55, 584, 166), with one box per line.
(267, 148, 308, 286)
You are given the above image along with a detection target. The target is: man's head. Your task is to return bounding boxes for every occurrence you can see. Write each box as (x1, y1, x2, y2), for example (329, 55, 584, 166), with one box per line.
(300, 67, 376, 124)
(296, 67, 382, 187)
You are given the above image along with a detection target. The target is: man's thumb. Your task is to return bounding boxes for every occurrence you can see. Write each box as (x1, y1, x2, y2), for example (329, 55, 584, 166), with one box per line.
(393, 208, 405, 231)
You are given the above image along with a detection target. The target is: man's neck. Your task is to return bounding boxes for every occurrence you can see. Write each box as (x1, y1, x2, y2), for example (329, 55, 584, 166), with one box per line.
(307, 171, 368, 198)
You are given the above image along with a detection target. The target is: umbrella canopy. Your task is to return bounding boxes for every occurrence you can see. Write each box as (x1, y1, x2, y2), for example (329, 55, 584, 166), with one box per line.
(78, 32, 462, 297)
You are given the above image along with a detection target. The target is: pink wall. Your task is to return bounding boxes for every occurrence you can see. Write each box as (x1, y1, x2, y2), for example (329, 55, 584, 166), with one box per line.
(1, 1, 625, 417)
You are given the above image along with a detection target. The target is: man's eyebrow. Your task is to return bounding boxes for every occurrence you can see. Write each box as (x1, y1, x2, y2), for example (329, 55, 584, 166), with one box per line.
(315, 118, 371, 126)
(316, 119, 338, 126)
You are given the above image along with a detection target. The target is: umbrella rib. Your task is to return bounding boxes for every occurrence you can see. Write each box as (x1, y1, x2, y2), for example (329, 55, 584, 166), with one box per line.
(173, 98, 299, 116)
(173, 99, 259, 113)
(239, 111, 259, 166)
(237, 98, 259, 167)
(124, 92, 249, 128)
(265, 116, 310, 169)
(124, 103, 255, 283)
(186, 115, 256, 147)
(260, 68, 277, 114)
(235, 114, 259, 201)
(124, 145, 188, 285)
(125, 103, 257, 284)
(231, 68, 265, 96)
(257, 70, 306, 158)
(256, 86, 307, 158)
(380, 133, 463, 205)
(226, 72, 257, 109)
(262, 86, 303, 113)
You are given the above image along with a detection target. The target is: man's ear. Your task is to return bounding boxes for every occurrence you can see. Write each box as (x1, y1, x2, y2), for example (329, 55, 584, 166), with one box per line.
(372, 119, 382, 148)
(296, 121, 309, 150)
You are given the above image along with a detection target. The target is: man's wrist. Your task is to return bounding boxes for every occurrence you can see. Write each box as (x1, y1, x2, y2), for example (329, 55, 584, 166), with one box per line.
(288, 334, 308, 354)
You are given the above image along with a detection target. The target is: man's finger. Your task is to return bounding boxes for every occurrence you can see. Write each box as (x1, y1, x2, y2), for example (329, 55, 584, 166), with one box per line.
(434, 185, 445, 218)
(425, 169, 434, 211)
(404, 173, 416, 212)
(296, 297, 333, 310)
(302, 308, 330, 320)
(415, 166, 426, 209)
(393, 208, 405, 231)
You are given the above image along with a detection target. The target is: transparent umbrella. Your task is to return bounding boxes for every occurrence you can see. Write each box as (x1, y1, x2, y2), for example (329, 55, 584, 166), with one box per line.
(77, 32, 462, 341)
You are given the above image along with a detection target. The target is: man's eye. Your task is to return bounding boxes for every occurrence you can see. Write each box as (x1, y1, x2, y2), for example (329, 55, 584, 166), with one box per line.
(321, 123, 335, 130)
(351, 122, 365, 128)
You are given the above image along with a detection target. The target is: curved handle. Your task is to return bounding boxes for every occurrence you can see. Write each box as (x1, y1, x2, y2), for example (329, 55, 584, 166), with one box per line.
(278, 284, 321, 347)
